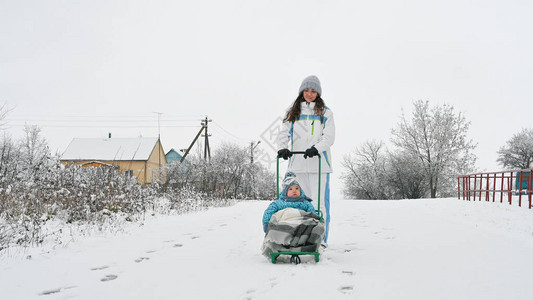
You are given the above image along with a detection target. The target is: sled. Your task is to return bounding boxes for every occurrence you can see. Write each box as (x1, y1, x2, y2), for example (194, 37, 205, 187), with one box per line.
(270, 251, 320, 264)
(269, 151, 324, 265)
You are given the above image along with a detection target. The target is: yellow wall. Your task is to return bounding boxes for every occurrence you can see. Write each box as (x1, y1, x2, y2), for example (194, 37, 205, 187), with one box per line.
(145, 139, 167, 183)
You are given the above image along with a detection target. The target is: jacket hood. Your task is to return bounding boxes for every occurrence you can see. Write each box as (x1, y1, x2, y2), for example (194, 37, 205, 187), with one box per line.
(279, 172, 312, 202)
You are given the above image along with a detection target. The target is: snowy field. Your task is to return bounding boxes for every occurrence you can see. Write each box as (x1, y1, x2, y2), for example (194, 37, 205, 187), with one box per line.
(1, 198, 533, 300)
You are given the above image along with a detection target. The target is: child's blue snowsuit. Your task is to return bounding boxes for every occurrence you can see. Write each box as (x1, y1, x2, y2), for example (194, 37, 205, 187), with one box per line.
(262, 172, 318, 232)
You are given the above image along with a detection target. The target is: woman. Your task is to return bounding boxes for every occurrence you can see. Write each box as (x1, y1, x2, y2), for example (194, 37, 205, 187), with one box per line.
(277, 75, 335, 245)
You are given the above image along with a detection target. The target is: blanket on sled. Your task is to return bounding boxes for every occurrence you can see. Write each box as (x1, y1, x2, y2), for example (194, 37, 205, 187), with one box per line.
(261, 208, 325, 257)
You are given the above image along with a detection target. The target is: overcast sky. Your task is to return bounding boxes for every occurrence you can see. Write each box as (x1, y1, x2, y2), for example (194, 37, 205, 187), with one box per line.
(2, 0, 532, 190)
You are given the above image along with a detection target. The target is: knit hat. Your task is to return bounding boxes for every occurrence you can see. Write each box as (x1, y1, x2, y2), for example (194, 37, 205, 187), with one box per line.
(280, 172, 311, 202)
(298, 75, 322, 96)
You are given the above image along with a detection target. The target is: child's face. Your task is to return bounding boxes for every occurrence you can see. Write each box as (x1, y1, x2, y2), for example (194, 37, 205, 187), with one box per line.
(287, 185, 301, 197)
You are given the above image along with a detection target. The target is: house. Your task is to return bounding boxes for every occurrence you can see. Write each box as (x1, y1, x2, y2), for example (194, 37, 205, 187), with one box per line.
(165, 148, 192, 175)
(165, 148, 184, 164)
(61, 137, 167, 184)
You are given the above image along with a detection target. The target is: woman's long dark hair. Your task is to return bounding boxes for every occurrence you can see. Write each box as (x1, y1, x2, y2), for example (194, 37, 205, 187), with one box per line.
(283, 92, 326, 123)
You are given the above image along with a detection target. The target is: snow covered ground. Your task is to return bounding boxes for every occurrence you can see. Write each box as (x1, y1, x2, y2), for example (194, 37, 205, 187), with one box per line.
(2, 198, 533, 300)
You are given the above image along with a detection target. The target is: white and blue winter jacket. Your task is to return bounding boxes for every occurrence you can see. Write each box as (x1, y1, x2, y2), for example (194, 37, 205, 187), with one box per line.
(277, 102, 335, 173)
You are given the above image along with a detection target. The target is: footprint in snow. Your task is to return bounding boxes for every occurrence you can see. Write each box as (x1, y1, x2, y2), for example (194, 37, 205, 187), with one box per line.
(338, 271, 355, 294)
(269, 277, 279, 288)
(173, 243, 184, 248)
(340, 243, 363, 253)
(101, 274, 118, 282)
(243, 288, 256, 300)
(90, 265, 109, 271)
(342, 270, 355, 276)
(39, 286, 76, 296)
(339, 285, 355, 294)
(134, 257, 150, 263)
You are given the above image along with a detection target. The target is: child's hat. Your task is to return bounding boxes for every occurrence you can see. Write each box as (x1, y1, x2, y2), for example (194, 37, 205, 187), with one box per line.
(281, 172, 302, 195)
(282, 171, 300, 189)
(280, 172, 312, 202)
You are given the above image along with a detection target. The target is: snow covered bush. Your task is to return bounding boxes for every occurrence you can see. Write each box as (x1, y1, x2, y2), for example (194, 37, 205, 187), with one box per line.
(164, 142, 275, 200)
(56, 164, 149, 222)
(0, 128, 266, 252)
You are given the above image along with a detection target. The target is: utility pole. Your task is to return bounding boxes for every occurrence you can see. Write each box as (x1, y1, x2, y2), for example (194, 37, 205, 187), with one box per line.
(153, 111, 163, 181)
(153, 111, 162, 139)
(155, 112, 162, 162)
(180, 116, 212, 163)
(250, 141, 261, 164)
(201, 116, 212, 161)
(249, 140, 261, 199)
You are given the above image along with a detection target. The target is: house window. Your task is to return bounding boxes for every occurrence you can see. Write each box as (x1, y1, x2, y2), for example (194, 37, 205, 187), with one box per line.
(125, 170, 134, 177)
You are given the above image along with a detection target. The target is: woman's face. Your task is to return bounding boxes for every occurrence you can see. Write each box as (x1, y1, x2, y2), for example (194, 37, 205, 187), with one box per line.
(303, 88, 318, 103)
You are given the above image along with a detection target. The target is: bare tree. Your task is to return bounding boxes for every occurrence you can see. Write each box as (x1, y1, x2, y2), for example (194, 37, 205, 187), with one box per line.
(391, 100, 476, 198)
(497, 128, 533, 170)
(0, 103, 10, 129)
(387, 150, 427, 199)
(0, 133, 20, 186)
(19, 125, 50, 179)
(210, 142, 248, 197)
(341, 140, 392, 199)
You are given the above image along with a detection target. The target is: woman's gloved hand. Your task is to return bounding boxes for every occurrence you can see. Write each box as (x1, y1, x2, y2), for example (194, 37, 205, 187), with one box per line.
(304, 146, 319, 159)
(277, 149, 292, 160)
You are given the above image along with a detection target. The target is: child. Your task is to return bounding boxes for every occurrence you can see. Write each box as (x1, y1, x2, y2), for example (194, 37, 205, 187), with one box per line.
(262, 172, 318, 232)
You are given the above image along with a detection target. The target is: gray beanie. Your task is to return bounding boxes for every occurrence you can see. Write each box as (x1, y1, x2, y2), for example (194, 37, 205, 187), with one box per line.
(298, 75, 322, 96)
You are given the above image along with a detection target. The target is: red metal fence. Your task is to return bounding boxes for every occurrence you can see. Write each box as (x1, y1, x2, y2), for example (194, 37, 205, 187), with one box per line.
(457, 169, 533, 209)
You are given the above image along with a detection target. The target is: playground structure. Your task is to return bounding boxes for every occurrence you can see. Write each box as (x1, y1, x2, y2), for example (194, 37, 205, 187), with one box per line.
(457, 169, 533, 209)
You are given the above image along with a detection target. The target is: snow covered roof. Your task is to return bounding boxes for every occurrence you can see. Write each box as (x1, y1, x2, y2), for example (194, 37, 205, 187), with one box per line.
(61, 137, 160, 161)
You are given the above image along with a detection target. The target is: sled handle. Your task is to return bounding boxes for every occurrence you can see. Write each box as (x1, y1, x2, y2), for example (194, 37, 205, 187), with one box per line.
(276, 151, 322, 220)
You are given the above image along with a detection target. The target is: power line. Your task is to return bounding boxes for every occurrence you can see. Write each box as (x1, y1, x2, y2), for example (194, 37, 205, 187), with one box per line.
(4, 124, 201, 128)
(5, 113, 205, 126)
(4, 114, 204, 128)
(4, 118, 201, 123)
(6, 113, 203, 118)
(212, 121, 245, 141)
